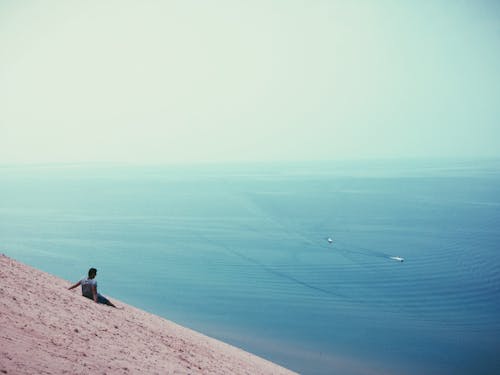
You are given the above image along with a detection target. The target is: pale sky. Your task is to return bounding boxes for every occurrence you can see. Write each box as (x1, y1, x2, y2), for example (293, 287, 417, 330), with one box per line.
(1, 0, 499, 164)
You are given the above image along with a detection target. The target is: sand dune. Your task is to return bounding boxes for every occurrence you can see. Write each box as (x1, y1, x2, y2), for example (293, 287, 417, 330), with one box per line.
(0, 254, 296, 375)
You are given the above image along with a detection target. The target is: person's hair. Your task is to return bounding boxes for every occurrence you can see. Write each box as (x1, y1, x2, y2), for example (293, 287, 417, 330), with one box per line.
(88, 268, 97, 277)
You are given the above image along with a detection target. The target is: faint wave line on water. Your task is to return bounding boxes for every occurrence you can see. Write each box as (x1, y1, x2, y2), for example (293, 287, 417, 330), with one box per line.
(197, 232, 346, 299)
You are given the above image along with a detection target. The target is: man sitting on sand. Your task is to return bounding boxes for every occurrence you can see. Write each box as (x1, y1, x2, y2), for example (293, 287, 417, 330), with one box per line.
(68, 267, 117, 308)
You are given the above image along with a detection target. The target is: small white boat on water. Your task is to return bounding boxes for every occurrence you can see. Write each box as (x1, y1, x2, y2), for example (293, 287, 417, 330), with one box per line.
(390, 256, 405, 262)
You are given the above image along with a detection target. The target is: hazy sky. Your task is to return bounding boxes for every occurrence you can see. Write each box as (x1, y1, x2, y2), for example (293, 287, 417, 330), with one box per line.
(1, 1, 499, 164)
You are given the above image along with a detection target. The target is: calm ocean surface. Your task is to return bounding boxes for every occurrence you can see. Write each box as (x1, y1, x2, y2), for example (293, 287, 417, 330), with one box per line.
(1, 159, 499, 375)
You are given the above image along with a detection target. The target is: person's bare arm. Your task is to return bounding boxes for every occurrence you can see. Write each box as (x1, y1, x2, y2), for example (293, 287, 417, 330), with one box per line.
(68, 280, 81, 290)
(92, 285, 98, 303)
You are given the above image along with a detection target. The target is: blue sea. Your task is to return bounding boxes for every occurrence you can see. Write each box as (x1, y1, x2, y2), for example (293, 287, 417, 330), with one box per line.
(1, 159, 499, 375)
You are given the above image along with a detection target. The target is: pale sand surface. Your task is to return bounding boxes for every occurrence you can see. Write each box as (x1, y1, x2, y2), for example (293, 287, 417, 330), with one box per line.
(0, 254, 297, 375)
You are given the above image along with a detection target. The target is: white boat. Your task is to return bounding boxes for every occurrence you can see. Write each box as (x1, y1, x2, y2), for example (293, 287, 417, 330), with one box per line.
(390, 256, 405, 262)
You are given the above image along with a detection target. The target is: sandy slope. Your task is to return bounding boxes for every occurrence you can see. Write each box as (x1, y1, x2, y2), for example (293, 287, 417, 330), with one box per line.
(0, 254, 297, 375)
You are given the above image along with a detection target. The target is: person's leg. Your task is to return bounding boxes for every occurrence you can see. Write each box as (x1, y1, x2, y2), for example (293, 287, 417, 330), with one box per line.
(97, 294, 117, 308)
